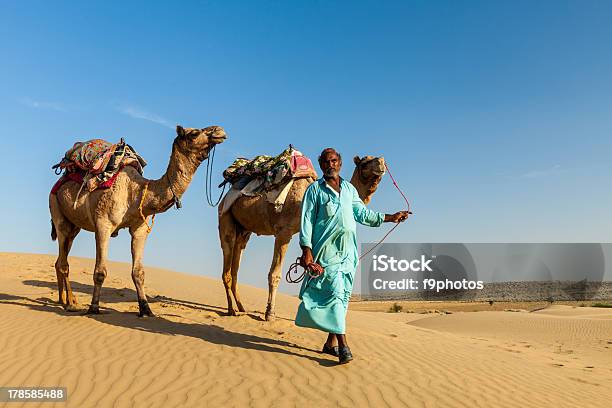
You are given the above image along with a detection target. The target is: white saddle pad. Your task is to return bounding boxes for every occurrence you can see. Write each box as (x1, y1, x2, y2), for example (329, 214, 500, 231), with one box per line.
(220, 178, 295, 215)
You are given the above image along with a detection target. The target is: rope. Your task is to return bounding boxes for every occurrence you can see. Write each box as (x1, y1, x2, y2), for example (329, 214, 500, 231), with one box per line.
(285, 257, 323, 283)
(358, 162, 411, 260)
(358, 222, 401, 261)
(384, 162, 411, 213)
(139, 182, 156, 234)
(72, 176, 88, 210)
(205, 145, 227, 207)
(285, 161, 412, 283)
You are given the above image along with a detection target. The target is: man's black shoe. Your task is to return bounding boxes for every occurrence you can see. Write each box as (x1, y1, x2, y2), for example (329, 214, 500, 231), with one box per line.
(338, 346, 353, 364)
(322, 343, 339, 357)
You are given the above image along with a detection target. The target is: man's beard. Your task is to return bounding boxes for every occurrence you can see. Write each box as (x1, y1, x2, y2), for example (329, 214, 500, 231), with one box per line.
(323, 168, 338, 179)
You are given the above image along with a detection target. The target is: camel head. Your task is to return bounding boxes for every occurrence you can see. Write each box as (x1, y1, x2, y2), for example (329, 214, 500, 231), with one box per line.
(174, 125, 227, 162)
(351, 155, 386, 204)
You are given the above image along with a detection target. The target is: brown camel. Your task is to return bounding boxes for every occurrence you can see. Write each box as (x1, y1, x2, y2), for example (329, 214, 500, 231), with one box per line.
(49, 125, 227, 316)
(218, 155, 386, 321)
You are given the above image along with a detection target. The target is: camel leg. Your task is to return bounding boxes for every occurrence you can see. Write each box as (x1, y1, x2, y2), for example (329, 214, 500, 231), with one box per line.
(55, 266, 66, 305)
(265, 234, 291, 321)
(54, 228, 80, 310)
(55, 227, 81, 311)
(50, 199, 81, 310)
(230, 229, 251, 313)
(130, 223, 154, 317)
(87, 226, 112, 314)
(219, 211, 238, 316)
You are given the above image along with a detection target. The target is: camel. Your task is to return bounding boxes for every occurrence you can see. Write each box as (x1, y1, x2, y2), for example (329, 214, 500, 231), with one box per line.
(218, 155, 386, 321)
(49, 125, 227, 316)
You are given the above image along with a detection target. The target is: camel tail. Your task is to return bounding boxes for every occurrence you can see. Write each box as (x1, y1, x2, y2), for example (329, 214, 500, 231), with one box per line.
(51, 220, 57, 241)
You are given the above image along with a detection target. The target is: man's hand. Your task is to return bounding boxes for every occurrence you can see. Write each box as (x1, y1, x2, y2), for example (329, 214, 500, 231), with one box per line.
(306, 262, 324, 277)
(300, 246, 324, 277)
(300, 247, 313, 267)
(385, 211, 411, 223)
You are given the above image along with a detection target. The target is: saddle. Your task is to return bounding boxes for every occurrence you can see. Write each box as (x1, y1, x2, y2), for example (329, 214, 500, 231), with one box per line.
(219, 145, 317, 214)
(220, 145, 317, 190)
(51, 139, 147, 207)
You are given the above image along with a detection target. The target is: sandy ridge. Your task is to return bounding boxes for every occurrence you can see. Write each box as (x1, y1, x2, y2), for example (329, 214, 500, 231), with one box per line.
(0, 252, 611, 407)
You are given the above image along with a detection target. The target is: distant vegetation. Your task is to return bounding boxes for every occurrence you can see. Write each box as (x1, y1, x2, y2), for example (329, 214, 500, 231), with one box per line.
(388, 303, 403, 313)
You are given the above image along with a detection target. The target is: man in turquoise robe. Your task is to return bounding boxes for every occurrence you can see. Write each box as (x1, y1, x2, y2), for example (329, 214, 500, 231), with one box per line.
(295, 148, 409, 364)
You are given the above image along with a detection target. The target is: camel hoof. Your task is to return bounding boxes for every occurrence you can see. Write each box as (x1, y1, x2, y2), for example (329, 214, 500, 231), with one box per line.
(265, 311, 276, 322)
(86, 305, 100, 314)
(64, 304, 80, 312)
(138, 300, 155, 317)
(227, 308, 238, 317)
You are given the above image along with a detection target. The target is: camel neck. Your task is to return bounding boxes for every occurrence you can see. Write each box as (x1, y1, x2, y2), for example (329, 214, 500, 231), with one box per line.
(350, 170, 378, 205)
(144, 142, 201, 214)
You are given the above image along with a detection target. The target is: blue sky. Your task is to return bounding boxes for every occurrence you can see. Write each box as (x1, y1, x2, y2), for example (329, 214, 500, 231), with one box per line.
(1, 1, 612, 292)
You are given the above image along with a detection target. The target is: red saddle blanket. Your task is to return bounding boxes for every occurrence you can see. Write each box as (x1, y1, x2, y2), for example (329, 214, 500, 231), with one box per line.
(51, 138, 147, 194)
(51, 168, 123, 195)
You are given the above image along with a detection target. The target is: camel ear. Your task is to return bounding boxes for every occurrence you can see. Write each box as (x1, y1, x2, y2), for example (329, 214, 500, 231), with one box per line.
(176, 125, 185, 137)
(353, 155, 361, 165)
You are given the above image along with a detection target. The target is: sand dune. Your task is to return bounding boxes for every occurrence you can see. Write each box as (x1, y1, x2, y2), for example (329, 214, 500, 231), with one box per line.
(0, 252, 611, 407)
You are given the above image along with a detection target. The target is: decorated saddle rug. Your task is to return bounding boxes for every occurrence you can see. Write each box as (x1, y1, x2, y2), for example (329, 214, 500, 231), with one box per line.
(221, 145, 317, 189)
(51, 168, 124, 195)
(219, 146, 317, 214)
(51, 138, 147, 194)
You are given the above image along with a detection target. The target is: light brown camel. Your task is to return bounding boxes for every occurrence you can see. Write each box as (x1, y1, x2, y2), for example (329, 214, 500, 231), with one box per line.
(50, 125, 227, 316)
(218, 155, 386, 321)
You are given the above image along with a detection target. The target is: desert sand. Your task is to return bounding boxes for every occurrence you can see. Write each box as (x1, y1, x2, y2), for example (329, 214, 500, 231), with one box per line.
(0, 252, 610, 407)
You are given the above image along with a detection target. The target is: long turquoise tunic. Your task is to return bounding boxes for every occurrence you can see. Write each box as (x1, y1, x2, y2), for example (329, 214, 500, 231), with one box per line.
(295, 177, 384, 334)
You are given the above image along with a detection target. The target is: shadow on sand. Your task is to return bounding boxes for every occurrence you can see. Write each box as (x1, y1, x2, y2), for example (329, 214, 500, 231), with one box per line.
(1, 289, 336, 367)
(23, 279, 229, 316)
(22, 279, 295, 322)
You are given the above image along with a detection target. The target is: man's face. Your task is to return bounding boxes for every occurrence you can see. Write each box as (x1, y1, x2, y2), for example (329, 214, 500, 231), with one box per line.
(320, 152, 342, 179)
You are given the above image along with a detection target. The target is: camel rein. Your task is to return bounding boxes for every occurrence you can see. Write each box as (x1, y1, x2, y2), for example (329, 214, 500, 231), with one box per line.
(136, 142, 226, 233)
(205, 145, 227, 207)
(285, 162, 412, 283)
